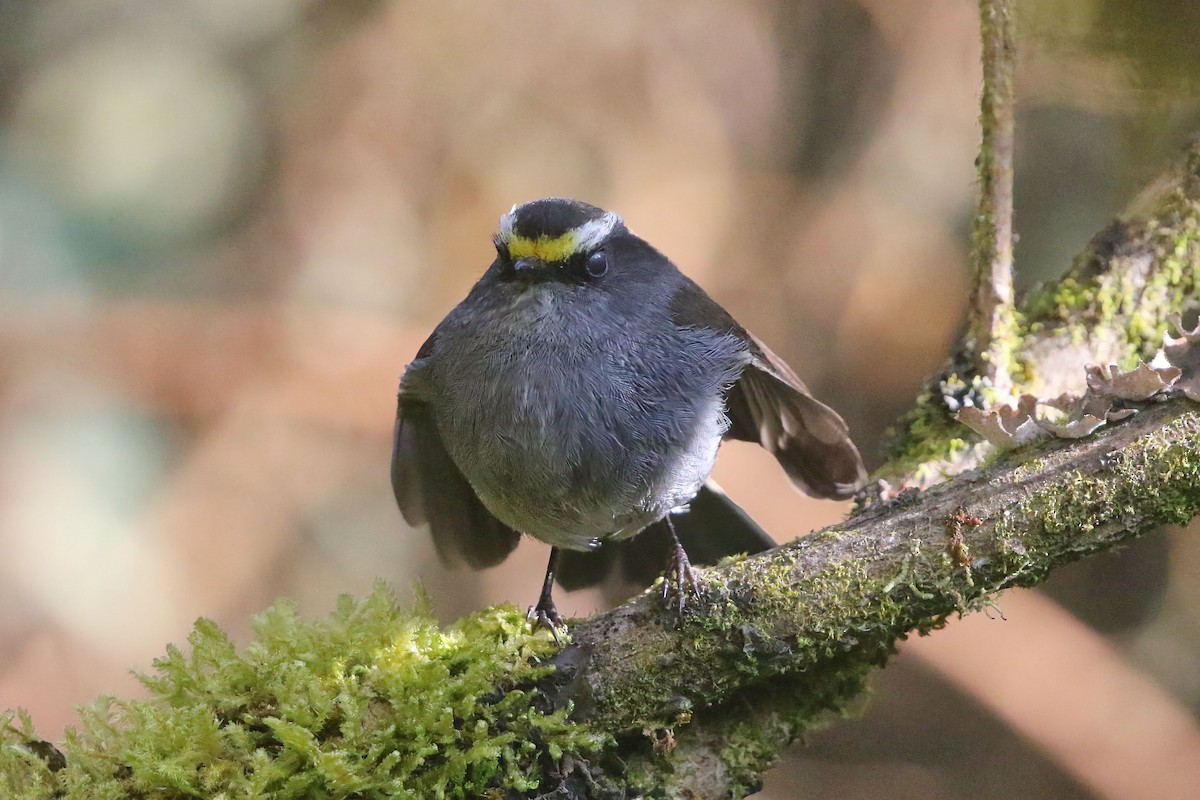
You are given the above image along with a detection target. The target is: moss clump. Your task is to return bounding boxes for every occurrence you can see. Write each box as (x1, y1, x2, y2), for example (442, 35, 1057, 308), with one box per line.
(997, 411, 1200, 582)
(619, 552, 938, 729)
(879, 388, 977, 481)
(1023, 174, 1200, 363)
(0, 585, 607, 799)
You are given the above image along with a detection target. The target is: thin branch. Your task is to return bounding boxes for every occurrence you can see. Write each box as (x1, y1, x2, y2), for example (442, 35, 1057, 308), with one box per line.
(967, 0, 1018, 398)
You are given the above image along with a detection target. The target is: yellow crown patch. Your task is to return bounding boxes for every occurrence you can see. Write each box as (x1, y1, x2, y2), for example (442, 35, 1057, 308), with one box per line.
(505, 233, 581, 263)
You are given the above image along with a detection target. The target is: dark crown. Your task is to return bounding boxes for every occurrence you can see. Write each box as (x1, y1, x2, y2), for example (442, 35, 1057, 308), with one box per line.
(509, 198, 609, 239)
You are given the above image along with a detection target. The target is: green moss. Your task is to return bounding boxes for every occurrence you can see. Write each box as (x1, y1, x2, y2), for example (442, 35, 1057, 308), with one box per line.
(718, 719, 782, 798)
(656, 545, 968, 798)
(602, 550, 946, 731)
(4, 420, 1194, 800)
(572, 552, 894, 743)
(881, 389, 977, 479)
(607, 407, 1200, 765)
(0, 585, 608, 799)
(1024, 182, 1200, 363)
(992, 412, 1200, 584)
(885, 150, 1200, 483)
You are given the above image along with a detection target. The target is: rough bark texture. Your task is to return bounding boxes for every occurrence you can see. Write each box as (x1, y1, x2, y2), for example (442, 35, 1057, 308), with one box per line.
(541, 401, 1200, 798)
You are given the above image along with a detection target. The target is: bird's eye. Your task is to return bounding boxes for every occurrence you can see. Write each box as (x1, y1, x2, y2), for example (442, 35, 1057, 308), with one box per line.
(585, 250, 608, 278)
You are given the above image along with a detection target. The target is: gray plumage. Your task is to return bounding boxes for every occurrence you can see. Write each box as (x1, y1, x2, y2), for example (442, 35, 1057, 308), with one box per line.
(401, 265, 746, 551)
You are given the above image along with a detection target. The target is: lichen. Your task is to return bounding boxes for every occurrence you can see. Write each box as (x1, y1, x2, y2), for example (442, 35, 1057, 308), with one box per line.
(587, 544, 961, 744)
(602, 405, 1200, 784)
(0, 585, 608, 799)
(880, 389, 978, 480)
(1023, 173, 1200, 365)
(884, 148, 1200, 487)
(6, 405, 1197, 799)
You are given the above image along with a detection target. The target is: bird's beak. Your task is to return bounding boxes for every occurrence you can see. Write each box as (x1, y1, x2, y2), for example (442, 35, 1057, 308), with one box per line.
(513, 257, 542, 272)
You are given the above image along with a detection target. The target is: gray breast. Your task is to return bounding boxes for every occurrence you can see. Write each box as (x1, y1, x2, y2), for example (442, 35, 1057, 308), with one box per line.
(430, 286, 747, 550)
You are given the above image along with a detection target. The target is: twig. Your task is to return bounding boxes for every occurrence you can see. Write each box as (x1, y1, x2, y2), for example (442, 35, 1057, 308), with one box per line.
(967, 0, 1018, 399)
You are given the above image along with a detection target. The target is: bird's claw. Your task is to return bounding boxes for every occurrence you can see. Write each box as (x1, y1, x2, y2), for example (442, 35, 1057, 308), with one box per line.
(662, 543, 701, 619)
(527, 596, 566, 643)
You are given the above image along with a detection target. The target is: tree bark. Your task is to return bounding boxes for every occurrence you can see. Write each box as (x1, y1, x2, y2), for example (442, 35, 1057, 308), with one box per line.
(545, 398, 1200, 797)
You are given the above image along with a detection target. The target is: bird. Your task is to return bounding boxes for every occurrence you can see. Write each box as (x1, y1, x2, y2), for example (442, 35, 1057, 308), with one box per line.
(391, 198, 865, 629)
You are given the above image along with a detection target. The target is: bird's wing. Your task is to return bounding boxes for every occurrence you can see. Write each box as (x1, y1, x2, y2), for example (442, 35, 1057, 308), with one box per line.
(669, 277, 866, 499)
(391, 332, 521, 569)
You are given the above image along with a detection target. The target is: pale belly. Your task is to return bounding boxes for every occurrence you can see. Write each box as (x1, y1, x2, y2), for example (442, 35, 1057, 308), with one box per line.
(438, 365, 728, 550)
(465, 394, 726, 549)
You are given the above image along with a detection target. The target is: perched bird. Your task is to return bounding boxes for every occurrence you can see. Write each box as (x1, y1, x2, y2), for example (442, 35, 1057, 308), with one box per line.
(392, 198, 865, 628)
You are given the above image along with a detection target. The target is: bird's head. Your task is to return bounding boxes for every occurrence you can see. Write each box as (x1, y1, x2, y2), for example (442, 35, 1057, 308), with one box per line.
(492, 198, 626, 283)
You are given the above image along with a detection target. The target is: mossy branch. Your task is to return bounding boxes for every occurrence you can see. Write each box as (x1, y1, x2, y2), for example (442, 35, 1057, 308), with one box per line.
(547, 399, 1200, 796)
(4, 156, 1199, 795)
(883, 137, 1200, 486)
(5, 406, 1198, 800)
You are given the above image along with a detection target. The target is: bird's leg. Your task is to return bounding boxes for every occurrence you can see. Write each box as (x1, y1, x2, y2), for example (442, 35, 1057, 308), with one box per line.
(527, 547, 565, 640)
(662, 515, 701, 616)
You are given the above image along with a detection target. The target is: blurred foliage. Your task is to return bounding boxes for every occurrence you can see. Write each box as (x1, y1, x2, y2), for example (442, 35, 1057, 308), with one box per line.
(1083, 0, 1200, 92)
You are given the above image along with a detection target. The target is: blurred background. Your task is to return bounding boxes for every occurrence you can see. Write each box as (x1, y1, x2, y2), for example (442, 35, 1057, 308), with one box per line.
(1, 0, 1198, 797)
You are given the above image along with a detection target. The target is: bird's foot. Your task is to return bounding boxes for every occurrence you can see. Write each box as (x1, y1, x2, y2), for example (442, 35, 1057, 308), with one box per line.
(662, 542, 701, 618)
(527, 593, 566, 643)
